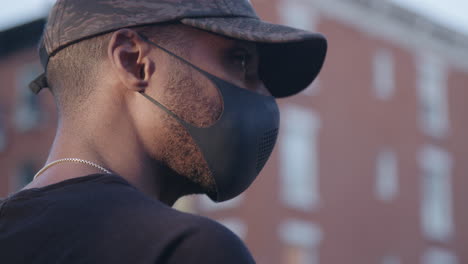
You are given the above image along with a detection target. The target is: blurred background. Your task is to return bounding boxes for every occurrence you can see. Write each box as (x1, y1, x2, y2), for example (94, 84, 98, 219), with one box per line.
(1, 0, 467, 263)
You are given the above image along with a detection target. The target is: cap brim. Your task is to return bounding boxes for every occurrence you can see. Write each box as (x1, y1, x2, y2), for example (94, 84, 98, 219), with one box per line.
(181, 17, 327, 98)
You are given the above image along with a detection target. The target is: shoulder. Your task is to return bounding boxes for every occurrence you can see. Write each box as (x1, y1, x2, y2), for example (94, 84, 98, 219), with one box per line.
(46, 175, 255, 262)
(114, 196, 255, 263)
(159, 214, 255, 264)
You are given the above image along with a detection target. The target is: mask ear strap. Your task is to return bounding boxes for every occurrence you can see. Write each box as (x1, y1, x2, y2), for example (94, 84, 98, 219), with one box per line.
(139, 91, 194, 127)
(138, 34, 211, 78)
(138, 33, 255, 94)
(137, 33, 229, 111)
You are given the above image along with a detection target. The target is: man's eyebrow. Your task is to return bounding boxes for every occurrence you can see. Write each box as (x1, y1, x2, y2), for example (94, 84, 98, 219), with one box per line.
(228, 42, 258, 56)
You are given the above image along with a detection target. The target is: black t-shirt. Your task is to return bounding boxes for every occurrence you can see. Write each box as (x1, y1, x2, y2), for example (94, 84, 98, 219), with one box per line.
(0, 174, 255, 263)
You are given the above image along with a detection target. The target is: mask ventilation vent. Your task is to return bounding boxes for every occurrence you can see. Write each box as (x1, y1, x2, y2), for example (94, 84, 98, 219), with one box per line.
(256, 128, 279, 174)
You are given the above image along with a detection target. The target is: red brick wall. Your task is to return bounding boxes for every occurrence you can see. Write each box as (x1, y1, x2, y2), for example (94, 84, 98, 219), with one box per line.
(448, 69, 468, 264)
(0, 49, 57, 196)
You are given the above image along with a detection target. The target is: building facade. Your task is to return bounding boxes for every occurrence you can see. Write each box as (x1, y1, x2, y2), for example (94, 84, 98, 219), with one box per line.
(1, 1, 467, 264)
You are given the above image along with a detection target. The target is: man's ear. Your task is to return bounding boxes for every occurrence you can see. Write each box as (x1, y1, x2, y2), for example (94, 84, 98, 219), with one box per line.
(108, 29, 155, 92)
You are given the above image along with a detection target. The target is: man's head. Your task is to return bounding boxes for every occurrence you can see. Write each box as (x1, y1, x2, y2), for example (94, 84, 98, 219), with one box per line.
(31, 0, 327, 202)
(44, 24, 216, 195)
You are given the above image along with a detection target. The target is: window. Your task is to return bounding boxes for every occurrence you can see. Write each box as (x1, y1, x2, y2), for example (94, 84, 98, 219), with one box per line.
(422, 248, 458, 264)
(417, 54, 449, 138)
(279, 220, 323, 264)
(280, 105, 321, 211)
(218, 218, 248, 240)
(198, 194, 244, 211)
(419, 145, 454, 241)
(375, 149, 399, 202)
(278, 1, 317, 31)
(173, 196, 196, 214)
(373, 48, 395, 100)
(382, 255, 401, 264)
(15, 62, 42, 132)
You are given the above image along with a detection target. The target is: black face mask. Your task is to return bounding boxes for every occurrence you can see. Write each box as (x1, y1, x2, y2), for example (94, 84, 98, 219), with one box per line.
(139, 35, 280, 202)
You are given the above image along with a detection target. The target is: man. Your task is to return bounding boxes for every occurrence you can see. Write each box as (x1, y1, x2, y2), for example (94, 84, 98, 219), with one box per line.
(0, 0, 327, 263)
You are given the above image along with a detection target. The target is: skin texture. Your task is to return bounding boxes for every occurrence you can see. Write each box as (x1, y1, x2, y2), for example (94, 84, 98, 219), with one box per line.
(23, 25, 269, 206)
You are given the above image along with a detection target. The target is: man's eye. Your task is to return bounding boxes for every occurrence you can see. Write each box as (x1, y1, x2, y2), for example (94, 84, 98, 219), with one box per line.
(231, 50, 252, 71)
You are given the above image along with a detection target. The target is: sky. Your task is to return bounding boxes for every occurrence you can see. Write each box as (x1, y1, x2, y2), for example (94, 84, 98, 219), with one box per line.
(1, 0, 468, 34)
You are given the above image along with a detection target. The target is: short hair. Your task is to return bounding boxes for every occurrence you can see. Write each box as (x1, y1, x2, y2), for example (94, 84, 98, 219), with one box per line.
(46, 23, 191, 116)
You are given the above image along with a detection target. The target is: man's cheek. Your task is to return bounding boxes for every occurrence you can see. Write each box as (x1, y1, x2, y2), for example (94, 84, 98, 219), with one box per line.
(162, 118, 215, 192)
(170, 72, 223, 128)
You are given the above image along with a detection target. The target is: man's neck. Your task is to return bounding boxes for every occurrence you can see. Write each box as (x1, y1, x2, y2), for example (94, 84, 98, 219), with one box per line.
(23, 117, 188, 206)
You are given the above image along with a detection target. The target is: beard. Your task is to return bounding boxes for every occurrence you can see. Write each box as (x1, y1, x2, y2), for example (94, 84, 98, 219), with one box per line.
(157, 59, 223, 197)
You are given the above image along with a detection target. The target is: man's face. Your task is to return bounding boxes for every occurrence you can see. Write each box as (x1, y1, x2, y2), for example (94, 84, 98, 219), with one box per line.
(133, 26, 270, 195)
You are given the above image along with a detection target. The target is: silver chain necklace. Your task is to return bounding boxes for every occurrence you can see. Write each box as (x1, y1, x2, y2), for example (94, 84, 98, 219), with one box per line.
(33, 158, 112, 180)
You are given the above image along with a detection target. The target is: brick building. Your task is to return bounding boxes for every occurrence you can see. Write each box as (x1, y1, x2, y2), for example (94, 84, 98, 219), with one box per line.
(1, 0, 467, 264)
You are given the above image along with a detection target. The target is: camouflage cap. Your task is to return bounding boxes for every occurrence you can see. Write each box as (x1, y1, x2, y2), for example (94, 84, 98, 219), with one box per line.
(29, 0, 327, 98)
